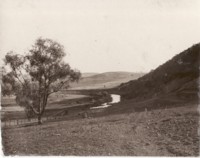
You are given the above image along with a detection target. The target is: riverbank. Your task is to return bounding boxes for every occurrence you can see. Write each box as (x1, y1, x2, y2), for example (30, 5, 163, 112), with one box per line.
(91, 94, 121, 109)
(1, 90, 112, 122)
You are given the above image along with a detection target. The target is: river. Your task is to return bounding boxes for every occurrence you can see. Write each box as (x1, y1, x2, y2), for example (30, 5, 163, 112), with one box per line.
(90, 94, 121, 109)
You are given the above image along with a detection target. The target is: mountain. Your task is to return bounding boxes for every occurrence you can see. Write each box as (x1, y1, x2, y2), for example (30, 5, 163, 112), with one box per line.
(118, 43, 199, 101)
(70, 71, 145, 89)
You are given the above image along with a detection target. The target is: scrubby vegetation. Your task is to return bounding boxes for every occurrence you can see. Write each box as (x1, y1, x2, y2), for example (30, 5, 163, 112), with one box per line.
(119, 43, 199, 101)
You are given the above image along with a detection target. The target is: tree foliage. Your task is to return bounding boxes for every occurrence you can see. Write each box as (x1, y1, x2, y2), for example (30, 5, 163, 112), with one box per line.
(3, 38, 81, 124)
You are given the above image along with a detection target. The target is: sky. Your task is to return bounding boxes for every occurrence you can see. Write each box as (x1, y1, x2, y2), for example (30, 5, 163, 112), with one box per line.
(0, 0, 200, 73)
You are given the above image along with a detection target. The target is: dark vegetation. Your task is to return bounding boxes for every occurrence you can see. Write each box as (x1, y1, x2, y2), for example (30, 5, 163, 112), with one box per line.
(2, 38, 81, 124)
(98, 43, 200, 117)
(118, 43, 199, 101)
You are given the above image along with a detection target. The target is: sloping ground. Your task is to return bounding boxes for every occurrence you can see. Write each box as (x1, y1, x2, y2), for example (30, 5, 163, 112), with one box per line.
(81, 73, 99, 78)
(119, 43, 199, 100)
(2, 104, 199, 156)
(101, 90, 198, 118)
(70, 72, 144, 89)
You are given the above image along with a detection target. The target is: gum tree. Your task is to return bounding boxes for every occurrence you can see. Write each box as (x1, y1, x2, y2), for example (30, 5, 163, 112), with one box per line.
(3, 38, 81, 124)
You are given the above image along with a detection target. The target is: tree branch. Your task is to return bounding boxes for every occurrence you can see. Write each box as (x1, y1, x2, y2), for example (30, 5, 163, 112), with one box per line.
(17, 67, 29, 86)
(29, 104, 40, 115)
(13, 70, 26, 87)
(48, 80, 69, 95)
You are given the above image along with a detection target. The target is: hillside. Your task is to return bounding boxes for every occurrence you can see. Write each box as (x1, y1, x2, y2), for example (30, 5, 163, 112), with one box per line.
(118, 43, 199, 101)
(81, 73, 99, 78)
(2, 104, 199, 156)
(70, 71, 145, 89)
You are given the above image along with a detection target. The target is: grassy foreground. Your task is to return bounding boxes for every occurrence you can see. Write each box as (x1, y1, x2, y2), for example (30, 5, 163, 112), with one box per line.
(2, 103, 199, 156)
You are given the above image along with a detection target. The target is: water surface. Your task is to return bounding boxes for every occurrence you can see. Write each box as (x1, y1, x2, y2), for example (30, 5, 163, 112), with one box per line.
(91, 94, 121, 109)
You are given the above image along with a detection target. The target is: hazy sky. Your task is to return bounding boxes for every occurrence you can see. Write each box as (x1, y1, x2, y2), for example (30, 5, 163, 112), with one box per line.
(0, 0, 200, 73)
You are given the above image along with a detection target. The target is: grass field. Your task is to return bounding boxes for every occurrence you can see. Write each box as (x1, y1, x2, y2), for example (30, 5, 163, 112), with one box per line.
(1, 91, 92, 121)
(70, 72, 144, 89)
(2, 103, 199, 156)
(1, 89, 112, 121)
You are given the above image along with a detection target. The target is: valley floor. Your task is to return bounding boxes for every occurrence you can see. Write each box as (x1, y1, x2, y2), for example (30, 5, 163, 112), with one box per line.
(2, 104, 199, 156)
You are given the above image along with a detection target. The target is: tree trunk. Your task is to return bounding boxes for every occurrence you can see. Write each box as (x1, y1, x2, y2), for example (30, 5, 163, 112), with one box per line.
(38, 115, 42, 125)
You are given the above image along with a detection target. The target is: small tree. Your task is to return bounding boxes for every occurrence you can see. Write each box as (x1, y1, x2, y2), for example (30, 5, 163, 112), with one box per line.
(3, 38, 81, 124)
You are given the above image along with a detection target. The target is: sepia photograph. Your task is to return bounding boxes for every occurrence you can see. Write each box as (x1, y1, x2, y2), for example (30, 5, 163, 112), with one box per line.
(0, 0, 200, 156)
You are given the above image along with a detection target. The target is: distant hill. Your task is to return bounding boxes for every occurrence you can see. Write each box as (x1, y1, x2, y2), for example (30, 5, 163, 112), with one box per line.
(70, 71, 145, 89)
(118, 43, 199, 101)
(81, 73, 99, 78)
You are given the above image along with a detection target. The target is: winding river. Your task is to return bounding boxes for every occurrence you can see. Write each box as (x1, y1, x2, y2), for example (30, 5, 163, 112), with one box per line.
(90, 94, 121, 109)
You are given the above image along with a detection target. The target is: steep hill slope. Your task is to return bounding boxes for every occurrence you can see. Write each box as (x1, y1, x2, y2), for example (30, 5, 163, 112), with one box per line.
(70, 72, 145, 89)
(118, 43, 199, 101)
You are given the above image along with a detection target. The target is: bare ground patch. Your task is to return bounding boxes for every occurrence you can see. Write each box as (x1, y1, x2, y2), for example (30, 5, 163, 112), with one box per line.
(2, 104, 199, 156)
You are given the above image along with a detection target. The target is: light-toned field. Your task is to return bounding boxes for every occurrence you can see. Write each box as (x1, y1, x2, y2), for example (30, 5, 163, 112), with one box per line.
(1, 92, 92, 121)
(1, 93, 89, 111)
(71, 79, 136, 90)
(70, 72, 144, 89)
(2, 103, 199, 156)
